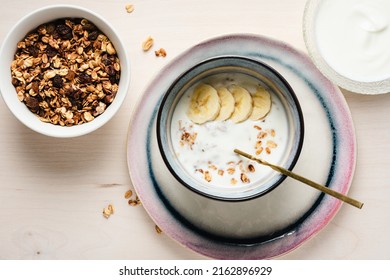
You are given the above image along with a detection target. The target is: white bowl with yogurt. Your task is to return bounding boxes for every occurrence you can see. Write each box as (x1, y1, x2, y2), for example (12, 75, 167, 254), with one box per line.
(157, 56, 304, 201)
(303, 0, 390, 94)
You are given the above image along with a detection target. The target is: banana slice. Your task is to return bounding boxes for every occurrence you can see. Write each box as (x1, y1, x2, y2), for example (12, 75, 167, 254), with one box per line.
(187, 83, 221, 124)
(215, 87, 235, 121)
(229, 85, 253, 123)
(250, 86, 272, 121)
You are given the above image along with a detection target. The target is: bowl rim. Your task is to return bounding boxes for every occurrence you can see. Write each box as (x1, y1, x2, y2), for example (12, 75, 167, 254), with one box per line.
(0, 4, 131, 137)
(303, 0, 390, 95)
(156, 55, 305, 201)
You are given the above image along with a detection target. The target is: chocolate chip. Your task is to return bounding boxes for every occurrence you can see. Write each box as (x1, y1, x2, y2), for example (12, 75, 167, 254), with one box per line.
(82, 23, 97, 31)
(11, 78, 20, 86)
(46, 23, 56, 35)
(77, 73, 91, 84)
(25, 96, 39, 110)
(52, 75, 63, 88)
(88, 30, 98, 41)
(56, 24, 72, 39)
(27, 46, 39, 57)
(45, 46, 58, 57)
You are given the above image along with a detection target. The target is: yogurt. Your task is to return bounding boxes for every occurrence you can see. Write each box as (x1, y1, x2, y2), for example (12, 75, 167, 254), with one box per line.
(315, 0, 390, 82)
(170, 73, 291, 190)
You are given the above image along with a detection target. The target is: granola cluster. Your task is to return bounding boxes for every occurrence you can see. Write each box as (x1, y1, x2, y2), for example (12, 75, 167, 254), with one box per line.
(11, 18, 121, 126)
(124, 189, 141, 206)
(195, 160, 255, 185)
(253, 125, 278, 155)
(178, 120, 197, 149)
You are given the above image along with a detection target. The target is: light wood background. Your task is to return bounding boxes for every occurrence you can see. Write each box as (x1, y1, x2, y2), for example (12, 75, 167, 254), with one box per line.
(0, 0, 389, 259)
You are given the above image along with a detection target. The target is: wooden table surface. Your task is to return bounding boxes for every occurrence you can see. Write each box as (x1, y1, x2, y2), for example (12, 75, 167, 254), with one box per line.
(0, 0, 389, 260)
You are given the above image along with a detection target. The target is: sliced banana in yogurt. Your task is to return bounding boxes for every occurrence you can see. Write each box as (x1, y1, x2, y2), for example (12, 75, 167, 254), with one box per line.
(187, 83, 221, 124)
(186, 83, 272, 124)
(250, 86, 271, 120)
(215, 87, 235, 121)
(228, 84, 253, 123)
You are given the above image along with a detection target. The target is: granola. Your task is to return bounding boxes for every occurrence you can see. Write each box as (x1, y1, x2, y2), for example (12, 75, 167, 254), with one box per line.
(11, 18, 121, 126)
(176, 121, 279, 186)
(155, 225, 162, 234)
(102, 204, 115, 219)
(155, 48, 167, 57)
(142, 36, 154, 51)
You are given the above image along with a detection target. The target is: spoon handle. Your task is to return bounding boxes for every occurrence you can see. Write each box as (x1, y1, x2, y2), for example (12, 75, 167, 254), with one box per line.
(234, 149, 363, 209)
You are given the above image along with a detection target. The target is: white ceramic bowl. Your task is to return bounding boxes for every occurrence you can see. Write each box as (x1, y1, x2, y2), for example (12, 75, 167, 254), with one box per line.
(303, 0, 390, 94)
(0, 5, 130, 137)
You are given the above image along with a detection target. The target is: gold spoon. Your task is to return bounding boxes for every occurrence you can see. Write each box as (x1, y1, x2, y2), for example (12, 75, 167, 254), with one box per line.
(234, 149, 363, 209)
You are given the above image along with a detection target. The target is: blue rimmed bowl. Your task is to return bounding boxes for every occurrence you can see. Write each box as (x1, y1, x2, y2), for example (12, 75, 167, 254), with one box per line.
(156, 56, 304, 201)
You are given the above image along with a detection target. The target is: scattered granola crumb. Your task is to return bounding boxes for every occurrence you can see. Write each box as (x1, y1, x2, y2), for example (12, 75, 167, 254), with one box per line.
(248, 164, 255, 172)
(218, 169, 224, 176)
(257, 131, 268, 139)
(230, 178, 238, 185)
(240, 173, 250, 183)
(208, 164, 217, 170)
(128, 196, 141, 206)
(125, 4, 134, 13)
(255, 140, 262, 149)
(256, 147, 264, 155)
(204, 170, 212, 182)
(125, 188, 141, 206)
(238, 162, 246, 173)
(227, 167, 235, 175)
(265, 147, 271, 154)
(102, 204, 115, 219)
(155, 225, 162, 234)
(124, 190, 133, 199)
(128, 200, 137, 206)
(155, 48, 167, 57)
(108, 204, 115, 214)
(266, 140, 278, 148)
(142, 36, 154, 51)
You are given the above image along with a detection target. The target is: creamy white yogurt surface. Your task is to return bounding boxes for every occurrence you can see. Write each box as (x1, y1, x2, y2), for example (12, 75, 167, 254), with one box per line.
(170, 73, 291, 191)
(315, 0, 390, 82)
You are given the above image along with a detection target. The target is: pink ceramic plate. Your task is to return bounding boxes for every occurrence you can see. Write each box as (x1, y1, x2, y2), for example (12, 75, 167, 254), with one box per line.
(127, 34, 356, 259)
